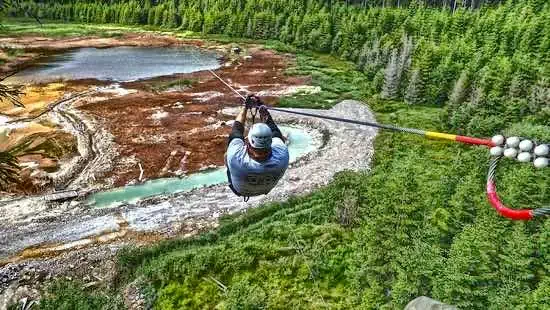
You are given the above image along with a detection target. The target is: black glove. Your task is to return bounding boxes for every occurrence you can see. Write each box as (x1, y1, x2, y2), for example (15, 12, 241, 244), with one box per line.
(259, 105, 271, 122)
(244, 95, 261, 109)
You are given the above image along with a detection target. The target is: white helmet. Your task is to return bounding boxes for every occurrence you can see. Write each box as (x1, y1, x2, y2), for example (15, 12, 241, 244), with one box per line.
(247, 123, 272, 150)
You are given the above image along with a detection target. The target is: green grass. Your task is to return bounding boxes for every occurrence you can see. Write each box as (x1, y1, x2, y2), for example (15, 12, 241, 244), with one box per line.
(31, 281, 124, 310)
(277, 53, 368, 109)
(4, 47, 24, 57)
(0, 18, 151, 38)
(4, 20, 549, 310)
(150, 78, 197, 92)
(117, 53, 549, 309)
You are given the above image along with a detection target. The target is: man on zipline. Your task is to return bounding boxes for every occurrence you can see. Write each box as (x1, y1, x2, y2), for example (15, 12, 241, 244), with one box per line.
(225, 95, 289, 200)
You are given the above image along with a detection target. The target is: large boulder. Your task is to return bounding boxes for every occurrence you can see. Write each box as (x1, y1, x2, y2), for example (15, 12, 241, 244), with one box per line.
(405, 296, 457, 310)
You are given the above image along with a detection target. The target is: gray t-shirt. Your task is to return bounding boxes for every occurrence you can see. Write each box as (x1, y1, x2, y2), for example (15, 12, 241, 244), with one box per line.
(227, 137, 289, 196)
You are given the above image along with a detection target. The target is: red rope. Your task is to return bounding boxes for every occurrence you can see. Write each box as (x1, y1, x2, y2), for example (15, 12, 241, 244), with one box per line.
(456, 135, 495, 147)
(486, 181, 533, 220)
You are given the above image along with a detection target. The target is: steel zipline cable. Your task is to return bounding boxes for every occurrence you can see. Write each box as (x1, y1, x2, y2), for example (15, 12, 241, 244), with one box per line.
(195, 52, 549, 221)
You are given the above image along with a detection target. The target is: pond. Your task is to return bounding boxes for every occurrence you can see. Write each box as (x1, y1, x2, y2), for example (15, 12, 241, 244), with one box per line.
(88, 126, 317, 208)
(7, 46, 220, 83)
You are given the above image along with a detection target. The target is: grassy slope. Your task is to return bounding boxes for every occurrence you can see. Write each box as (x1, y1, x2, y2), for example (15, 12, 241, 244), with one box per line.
(0, 19, 142, 37)
(3, 20, 550, 310)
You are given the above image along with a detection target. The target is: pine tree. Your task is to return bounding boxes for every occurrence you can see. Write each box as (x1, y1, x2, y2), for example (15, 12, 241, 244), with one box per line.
(508, 75, 526, 99)
(528, 78, 550, 115)
(367, 39, 383, 77)
(253, 12, 271, 39)
(397, 34, 414, 90)
(153, 6, 162, 26)
(415, 47, 435, 102)
(245, 17, 253, 38)
(449, 70, 469, 105)
(381, 49, 400, 100)
(101, 6, 109, 23)
(489, 223, 535, 308)
(524, 278, 550, 308)
(202, 11, 215, 34)
(433, 218, 503, 309)
(224, 14, 238, 37)
(319, 19, 333, 52)
(357, 41, 370, 71)
(279, 15, 295, 43)
(331, 31, 344, 56)
(187, 9, 202, 32)
(405, 69, 424, 104)
(274, 14, 285, 37)
(142, 1, 151, 24)
(165, 6, 178, 28)
(390, 238, 444, 307)
(147, 7, 155, 25)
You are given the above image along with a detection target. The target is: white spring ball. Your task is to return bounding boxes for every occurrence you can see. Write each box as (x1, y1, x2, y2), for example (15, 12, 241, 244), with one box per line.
(490, 146, 504, 156)
(506, 136, 520, 148)
(534, 157, 549, 169)
(517, 152, 532, 163)
(491, 135, 505, 146)
(534, 144, 549, 157)
(519, 140, 534, 152)
(504, 148, 518, 159)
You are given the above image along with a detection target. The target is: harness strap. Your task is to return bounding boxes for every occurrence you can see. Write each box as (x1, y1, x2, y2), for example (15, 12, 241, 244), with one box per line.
(250, 107, 258, 124)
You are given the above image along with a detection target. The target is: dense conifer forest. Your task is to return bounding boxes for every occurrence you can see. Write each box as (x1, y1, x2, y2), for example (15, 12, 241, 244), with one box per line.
(2, 0, 549, 309)
(7, 0, 550, 133)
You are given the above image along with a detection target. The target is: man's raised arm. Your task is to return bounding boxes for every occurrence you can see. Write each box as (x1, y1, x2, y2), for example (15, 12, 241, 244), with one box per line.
(259, 106, 284, 141)
(228, 107, 248, 145)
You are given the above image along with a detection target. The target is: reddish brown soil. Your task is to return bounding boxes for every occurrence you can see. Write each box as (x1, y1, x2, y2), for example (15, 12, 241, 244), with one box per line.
(79, 47, 309, 186)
